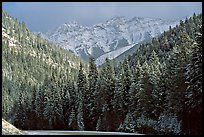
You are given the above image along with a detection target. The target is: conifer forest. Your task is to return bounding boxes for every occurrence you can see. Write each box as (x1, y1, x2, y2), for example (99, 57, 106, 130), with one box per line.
(2, 10, 202, 135)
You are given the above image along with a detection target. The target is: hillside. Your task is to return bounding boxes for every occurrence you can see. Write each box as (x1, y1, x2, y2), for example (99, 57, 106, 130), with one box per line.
(2, 10, 87, 127)
(113, 13, 202, 135)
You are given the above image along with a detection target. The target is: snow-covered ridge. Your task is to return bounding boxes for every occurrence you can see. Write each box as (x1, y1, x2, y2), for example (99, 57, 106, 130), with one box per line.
(96, 43, 136, 66)
(41, 16, 180, 65)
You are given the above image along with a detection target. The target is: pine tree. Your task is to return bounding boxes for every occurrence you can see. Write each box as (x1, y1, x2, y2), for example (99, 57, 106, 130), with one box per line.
(113, 58, 133, 127)
(185, 26, 202, 109)
(35, 85, 46, 129)
(98, 58, 115, 131)
(84, 57, 99, 130)
(118, 112, 136, 133)
(113, 65, 124, 122)
(67, 82, 78, 130)
(148, 50, 162, 118)
(167, 32, 193, 116)
(68, 107, 78, 129)
(184, 26, 202, 135)
(137, 61, 153, 118)
(100, 58, 115, 111)
(43, 88, 55, 129)
(77, 89, 85, 130)
(14, 92, 26, 129)
(43, 73, 63, 129)
(167, 46, 185, 115)
(157, 62, 169, 114)
(27, 85, 38, 129)
(60, 79, 71, 128)
(157, 113, 181, 135)
(121, 58, 132, 114)
(129, 60, 142, 114)
(76, 63, 87, 130)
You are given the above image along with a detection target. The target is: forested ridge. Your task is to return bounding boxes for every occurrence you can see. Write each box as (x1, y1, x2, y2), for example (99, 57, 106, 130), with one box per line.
(2, 10, 202, 135)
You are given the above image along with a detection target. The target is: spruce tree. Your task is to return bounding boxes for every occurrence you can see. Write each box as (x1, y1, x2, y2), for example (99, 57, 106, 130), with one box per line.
(129, 60, 142, 115)
(148, 50, 161, 118)
(98, 58, 115, 131)
(184, 26, 202, 134)
(137, 61, 153, 118)
(85, 57, 99, 130)
(121, 58, 132, 114)
(76, 63, 87, 130)
(113, 65, 124, 122)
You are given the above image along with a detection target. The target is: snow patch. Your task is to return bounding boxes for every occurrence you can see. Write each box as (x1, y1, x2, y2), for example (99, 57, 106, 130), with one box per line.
(96, 43, 136, 66)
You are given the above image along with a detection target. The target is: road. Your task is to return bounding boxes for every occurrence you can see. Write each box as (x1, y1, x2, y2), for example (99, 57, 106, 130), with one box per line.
(23, 130, 143, 135)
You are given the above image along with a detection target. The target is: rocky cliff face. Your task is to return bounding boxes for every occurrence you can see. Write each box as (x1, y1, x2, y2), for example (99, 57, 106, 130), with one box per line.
(2, 119, 23, 135)
(41, 16, 179, 65)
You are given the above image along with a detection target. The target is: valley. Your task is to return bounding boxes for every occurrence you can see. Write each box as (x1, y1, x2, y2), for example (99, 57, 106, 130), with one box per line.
(2, 3, 202, 135)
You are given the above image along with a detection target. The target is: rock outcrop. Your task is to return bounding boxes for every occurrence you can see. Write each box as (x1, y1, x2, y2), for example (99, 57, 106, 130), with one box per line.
(2, 118, 23, 135)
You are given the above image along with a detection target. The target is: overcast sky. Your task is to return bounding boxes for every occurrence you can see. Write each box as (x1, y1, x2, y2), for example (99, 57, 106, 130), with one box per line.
(2, 2, 202, 33)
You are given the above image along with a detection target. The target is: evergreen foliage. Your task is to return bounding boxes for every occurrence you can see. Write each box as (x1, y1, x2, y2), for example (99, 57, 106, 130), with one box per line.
(2, 10, 202, 135)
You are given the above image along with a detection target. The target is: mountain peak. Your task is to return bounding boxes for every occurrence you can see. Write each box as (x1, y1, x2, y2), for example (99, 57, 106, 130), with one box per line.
(64, 21, 81, 26)
(109, 16, 126, 20)
(106, 16, 127, 24)
(42, 16, 179, 65)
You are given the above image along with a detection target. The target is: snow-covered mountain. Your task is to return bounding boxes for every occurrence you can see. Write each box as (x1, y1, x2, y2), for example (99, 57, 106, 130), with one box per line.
(41, 16, 179, 65)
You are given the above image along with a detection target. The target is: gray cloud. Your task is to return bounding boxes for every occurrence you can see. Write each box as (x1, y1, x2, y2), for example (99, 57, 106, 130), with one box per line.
(3, 2, 202, 32)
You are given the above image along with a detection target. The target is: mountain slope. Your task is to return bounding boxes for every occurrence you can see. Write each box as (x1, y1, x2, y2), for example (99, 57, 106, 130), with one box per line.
(112, 13, 202, 135)
(42, 16, 179, 65)
(2, 10, 87, 124)
(2, 10, 86, 84)
(95, 43, 136, 66)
